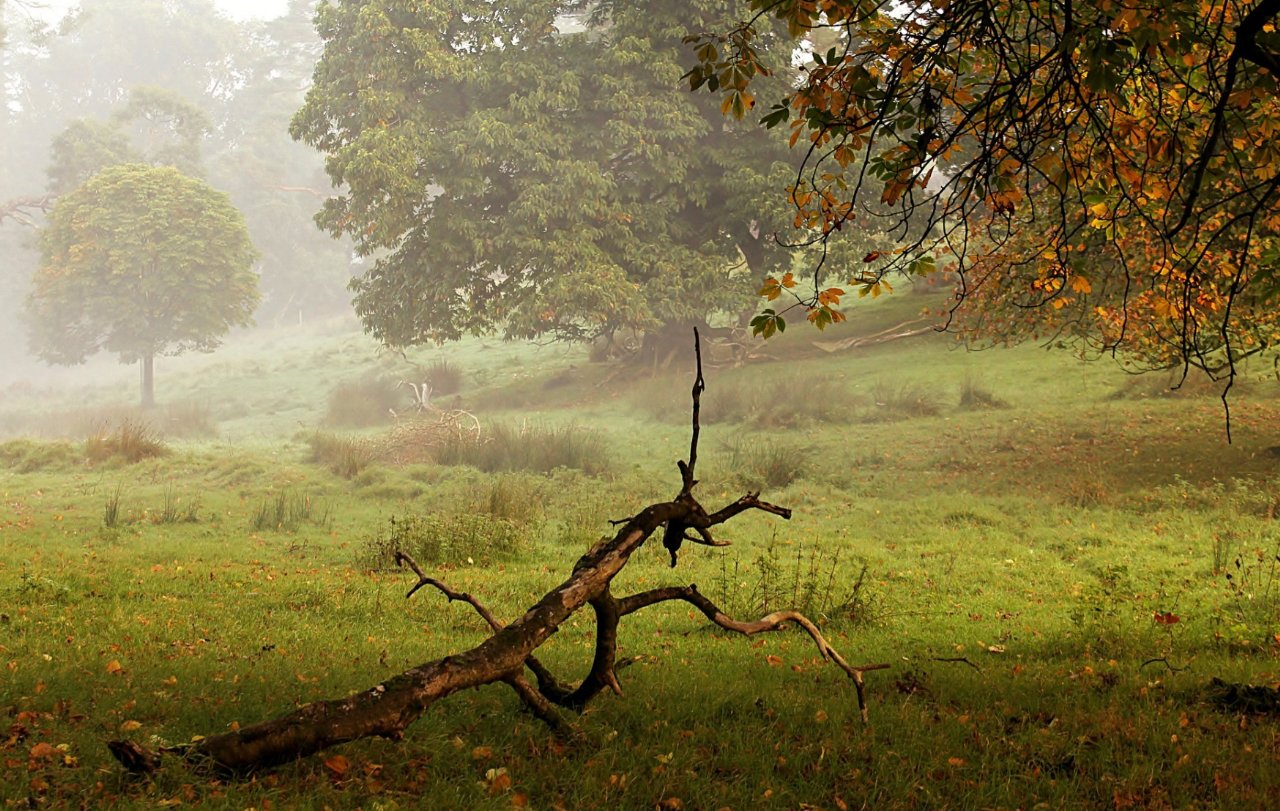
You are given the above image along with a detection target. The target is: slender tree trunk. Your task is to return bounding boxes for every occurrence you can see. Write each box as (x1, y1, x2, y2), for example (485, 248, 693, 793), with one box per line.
(140, 353, 155, 408)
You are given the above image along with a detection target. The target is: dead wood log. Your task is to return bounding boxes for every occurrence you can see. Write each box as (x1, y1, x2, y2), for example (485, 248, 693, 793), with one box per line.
(107, 330, 888, 775)
(812, 318, 936, 353)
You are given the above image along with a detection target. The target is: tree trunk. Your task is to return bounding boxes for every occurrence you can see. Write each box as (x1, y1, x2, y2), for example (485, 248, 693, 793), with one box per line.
(140, 353, 155, 408)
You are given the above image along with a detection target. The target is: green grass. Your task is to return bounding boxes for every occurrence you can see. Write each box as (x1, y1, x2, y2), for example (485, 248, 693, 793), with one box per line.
(3, 311, 1280, 808)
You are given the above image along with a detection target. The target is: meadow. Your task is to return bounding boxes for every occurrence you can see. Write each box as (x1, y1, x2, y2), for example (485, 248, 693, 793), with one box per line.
(3, 298, 1280, 810)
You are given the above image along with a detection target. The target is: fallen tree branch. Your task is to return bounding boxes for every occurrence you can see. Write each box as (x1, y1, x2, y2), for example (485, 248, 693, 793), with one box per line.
(812, 318, 935, 353)
(106, 330, 886, 775)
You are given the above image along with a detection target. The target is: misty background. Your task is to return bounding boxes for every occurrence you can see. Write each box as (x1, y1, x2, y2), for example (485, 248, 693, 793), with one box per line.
(1, 0, 352, 388)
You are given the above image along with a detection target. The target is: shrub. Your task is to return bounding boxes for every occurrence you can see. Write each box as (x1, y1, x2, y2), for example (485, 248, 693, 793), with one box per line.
(85, 419, 168, 463)
(355, 512, 524, 570)
(432, 421, 610, 475)
(324, 375, 401, 427)
(306, 430, 377, 478)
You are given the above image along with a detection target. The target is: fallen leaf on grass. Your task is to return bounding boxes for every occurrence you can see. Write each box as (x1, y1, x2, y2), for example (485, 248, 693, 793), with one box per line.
(323, 754, 349, 779)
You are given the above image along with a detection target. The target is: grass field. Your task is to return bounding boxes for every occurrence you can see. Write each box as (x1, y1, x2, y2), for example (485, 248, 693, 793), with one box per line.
(3, 300, 1280, 809)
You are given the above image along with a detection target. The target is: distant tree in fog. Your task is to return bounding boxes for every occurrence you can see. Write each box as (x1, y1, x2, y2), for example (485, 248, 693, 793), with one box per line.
(25, 163, 259, 406)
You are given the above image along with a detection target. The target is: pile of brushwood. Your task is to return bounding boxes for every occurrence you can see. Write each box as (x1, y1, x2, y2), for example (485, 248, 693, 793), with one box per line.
(108, 332, 888, 775)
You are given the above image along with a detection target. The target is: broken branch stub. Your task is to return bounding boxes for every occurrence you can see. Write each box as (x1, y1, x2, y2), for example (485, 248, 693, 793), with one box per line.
(107, 330, 887, 775)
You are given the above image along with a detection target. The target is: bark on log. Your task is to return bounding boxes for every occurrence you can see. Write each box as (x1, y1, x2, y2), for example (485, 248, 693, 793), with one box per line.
(107, 330, 887, 775)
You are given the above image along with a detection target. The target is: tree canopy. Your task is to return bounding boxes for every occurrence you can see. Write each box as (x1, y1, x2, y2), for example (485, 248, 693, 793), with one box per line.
(689, 0, 1280, 396)
(26, 163, 259, 405)
(291, 0, 822, 351)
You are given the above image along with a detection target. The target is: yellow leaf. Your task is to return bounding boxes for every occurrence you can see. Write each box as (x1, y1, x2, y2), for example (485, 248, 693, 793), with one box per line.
(1070, 275, 1092, 294)
(119, 720, 142, 733)
(105, 660, 124, 675)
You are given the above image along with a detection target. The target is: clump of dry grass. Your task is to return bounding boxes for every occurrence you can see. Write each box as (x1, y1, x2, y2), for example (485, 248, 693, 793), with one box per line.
(85, 419, 168, 463)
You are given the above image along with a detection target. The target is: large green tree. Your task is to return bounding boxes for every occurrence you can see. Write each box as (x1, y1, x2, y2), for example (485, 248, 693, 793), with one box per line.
(291, 0, 809, 355)
(26, 163, 260, 406)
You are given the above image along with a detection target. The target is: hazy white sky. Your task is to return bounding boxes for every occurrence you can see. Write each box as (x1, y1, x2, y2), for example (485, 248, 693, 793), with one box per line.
(32, 0, 290, 23)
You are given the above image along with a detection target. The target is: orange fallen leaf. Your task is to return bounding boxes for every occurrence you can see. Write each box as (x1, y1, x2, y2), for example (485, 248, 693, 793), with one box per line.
(323, 754, 349, 779)
(119, 720, 142, 733)
(765, 655, 783, 667)
(105, 660, 124, 675)
(28, 742, 57, 760)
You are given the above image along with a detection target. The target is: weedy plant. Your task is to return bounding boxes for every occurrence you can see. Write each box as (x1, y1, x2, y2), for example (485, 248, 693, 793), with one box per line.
(355, 512, 525, 569)
(712, 535, 875, 623)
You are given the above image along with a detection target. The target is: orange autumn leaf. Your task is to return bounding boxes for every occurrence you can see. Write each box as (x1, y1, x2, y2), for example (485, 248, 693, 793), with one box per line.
(323, 754, 350, 779)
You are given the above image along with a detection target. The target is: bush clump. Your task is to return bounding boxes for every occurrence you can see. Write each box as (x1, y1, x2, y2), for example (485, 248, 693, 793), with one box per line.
(356, 512, 524, 569)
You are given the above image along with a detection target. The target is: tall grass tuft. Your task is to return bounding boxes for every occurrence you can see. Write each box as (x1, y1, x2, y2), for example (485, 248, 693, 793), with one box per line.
(721, 436, 809, 489)
(864, 380, 942, 421)
(85, 419, 168, 464)
(103, 484, 123, 528)
(432, 422, 610, 475)
(156, 484, 199, 524)
(958, 376, 1009, 410)
(249, 490, 328, 532)
(306, 430, 377, 478)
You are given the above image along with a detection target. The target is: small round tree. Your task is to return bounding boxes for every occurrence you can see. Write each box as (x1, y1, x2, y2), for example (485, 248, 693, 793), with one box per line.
(26, 164, 259, 406)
